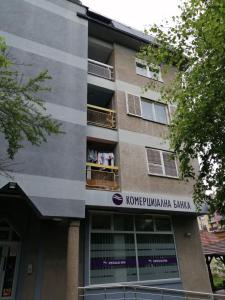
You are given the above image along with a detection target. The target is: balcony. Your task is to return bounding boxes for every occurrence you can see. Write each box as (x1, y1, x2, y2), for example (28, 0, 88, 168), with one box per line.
(88, 59, 114, 81)
(86, 140, 119, 191)
(87, 104, 116, 129)
(86, 162, 119, 191)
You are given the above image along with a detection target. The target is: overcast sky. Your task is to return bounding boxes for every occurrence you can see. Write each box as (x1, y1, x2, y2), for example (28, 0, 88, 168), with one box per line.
(81, 0, 182, 32)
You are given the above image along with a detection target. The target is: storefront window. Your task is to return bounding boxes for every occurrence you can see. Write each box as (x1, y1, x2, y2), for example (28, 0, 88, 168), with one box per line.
(135, 216, 154, 231)
(90, 214, 179, 284)
(155, 217, 172, 231)
(92, 214, 111, 230)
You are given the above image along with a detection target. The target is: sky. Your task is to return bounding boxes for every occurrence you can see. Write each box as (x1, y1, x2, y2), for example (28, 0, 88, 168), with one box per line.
(81, 0, 182, 32)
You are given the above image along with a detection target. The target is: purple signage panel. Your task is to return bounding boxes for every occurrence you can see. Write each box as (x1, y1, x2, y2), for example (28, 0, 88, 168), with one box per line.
(91, 256, 177, 270)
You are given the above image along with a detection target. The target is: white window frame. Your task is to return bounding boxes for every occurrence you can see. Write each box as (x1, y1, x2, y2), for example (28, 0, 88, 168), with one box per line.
(135, 58, 163, 82)
(146, 148, 179, 178)
(125, 92, 142, 117)
(126, 92, 169, 125)
(141, 98, 169, 124)
(89, 212, 180, 285)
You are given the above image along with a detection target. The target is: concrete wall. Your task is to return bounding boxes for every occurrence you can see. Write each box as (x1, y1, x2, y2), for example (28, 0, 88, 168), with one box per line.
(114, 44, 177, 90)
(119, 142, 194, 196)
(40, 222, 67, 300)
(112, 43, 196, 197)
(0, 0, 88, 214)
(173, 216, 212, 293)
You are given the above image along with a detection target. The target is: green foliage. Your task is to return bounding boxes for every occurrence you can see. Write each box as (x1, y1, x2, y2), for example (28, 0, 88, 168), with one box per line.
(213, 274, 225, 290)
(212, 258, 225, 290)
(139, 0, 225, 214)
(0, 36, 62, 165)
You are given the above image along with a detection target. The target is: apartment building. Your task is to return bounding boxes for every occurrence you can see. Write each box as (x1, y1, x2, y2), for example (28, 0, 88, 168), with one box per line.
(0, 0, 212, 299)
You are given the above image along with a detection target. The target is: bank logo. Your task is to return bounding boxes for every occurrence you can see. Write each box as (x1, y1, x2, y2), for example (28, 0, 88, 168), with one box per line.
(112, 193, 123, 205)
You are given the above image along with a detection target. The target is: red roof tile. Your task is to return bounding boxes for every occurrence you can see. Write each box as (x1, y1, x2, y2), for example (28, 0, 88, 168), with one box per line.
(200, 231, 225, 255)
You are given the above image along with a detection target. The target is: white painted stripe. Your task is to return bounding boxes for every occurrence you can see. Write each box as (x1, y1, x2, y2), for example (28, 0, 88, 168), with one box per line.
(45, 102, 86, 126)
(118, 129, 169, 150)
(0, 31, 87, 70)
(0, 173, 86, 200)
(24, 0, 87, 26)
(87, 125, 118, 142)
(116, 80, 161, 101)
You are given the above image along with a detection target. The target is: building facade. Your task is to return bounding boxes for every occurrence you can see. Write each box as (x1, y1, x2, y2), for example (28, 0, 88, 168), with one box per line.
(0, 0, 211, 299)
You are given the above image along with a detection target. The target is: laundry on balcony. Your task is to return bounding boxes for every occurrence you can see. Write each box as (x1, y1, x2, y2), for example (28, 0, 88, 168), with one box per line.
(86, 149, 118, 191)
(87, 149, 114, 167)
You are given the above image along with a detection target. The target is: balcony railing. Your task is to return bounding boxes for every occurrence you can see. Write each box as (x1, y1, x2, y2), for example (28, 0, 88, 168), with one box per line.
(88, 59, 114, 80)
(79, 284, 225, 300)
(86, 162, 119, 191)
(87, 104, 116, 129)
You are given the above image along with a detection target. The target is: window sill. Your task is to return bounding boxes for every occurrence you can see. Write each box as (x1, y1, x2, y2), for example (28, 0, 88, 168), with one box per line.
(142, 117, 169, 126)
(148, 173, 180, 180)
(127, 113, 169, 126)
(136, 72, 164, 83)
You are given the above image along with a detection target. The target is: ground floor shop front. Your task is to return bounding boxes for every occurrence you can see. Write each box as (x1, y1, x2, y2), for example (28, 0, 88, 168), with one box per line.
(0, 187, 81, 300)
(0, 191, 212, 299)
(82, 210, 212, 293)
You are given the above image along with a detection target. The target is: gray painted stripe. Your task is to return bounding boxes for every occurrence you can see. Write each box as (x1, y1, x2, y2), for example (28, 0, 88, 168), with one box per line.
(24, 0, 88, 26)
(116, 80, 161, 101)
(87, 125, 118, 142)
(0, 173, 86, 200)
(118, 129, 170, 150)
(30, 196, 85, 218)
(45, 102, 86, 126)
(0, 31, 87, 70)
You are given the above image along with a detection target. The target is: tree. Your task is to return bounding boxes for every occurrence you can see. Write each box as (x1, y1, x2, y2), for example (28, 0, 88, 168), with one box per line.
(0, 36, 61, 173)
(138, 0, 225, 214)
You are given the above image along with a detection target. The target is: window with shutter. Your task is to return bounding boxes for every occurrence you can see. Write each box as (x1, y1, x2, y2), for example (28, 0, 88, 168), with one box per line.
(146, 148, 178, 178)
(162, 152, 178, 177)
(126, 93, 141, 117)
(146, 148, 163, 175)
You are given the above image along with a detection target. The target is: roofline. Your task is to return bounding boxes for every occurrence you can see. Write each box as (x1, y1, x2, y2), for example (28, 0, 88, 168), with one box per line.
(77, 12, 154, 45)
(66, 0, 86, 7)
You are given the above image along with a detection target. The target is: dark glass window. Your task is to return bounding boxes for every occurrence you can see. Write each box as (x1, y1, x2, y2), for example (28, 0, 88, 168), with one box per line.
(90, 214, 178, 284)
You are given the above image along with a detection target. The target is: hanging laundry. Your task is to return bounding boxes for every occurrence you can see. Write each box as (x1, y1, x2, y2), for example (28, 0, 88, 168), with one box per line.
(87, 149, 98, 163)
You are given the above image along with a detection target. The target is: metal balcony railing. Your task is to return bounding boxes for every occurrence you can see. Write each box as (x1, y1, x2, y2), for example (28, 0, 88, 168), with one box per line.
(79, 283, 225, 300)
(88, 59, 114, 80)
(86, 162, 119, 191)
(87, 104, 116, 129)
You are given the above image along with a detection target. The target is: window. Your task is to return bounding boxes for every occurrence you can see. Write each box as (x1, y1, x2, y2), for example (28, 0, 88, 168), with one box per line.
(90, 213, 179, 284)
(126, 93, 141, 116)
(142, 99, 168, 124)
(146, 148, 178, 178)
(126, 93, 169, 125)
(135, 59, 163, 82)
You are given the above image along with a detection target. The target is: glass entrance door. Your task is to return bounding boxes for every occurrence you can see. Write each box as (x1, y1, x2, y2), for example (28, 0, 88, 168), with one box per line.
(0, 244, 20, 300)
(0, 220, 21, 300)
